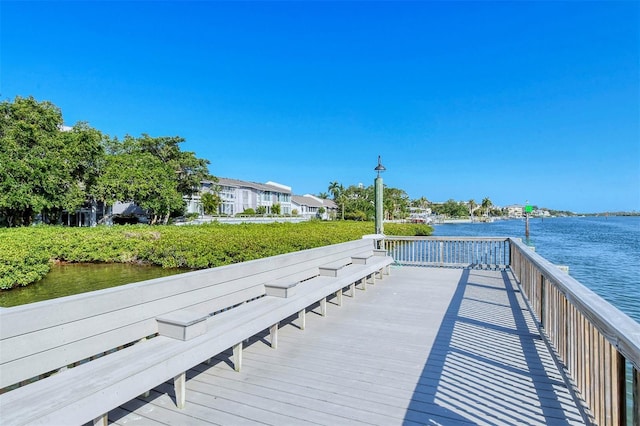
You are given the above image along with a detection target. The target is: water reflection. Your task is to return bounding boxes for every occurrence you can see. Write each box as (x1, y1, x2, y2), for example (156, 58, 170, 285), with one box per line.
(0, 263, 186, 307)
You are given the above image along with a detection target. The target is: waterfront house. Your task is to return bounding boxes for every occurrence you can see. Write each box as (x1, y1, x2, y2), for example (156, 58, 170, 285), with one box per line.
(291, 194, 338, 220)
(186, 178, 293, 216)
(505, 204, 524, 218)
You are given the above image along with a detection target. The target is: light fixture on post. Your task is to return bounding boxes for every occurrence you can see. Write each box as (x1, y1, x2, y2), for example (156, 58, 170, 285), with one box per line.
(374, 155, 386, 236)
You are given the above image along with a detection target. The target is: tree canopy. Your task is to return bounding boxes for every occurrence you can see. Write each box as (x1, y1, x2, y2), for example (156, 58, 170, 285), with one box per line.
(0, 96, 104, 226)
(327, 181, 410, 221)
(0, 96, 211, 226)
(95, 134, 211, 224)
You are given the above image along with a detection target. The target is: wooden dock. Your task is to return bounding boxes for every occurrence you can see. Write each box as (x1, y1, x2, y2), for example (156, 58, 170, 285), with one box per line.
(108, 266, 589, 425)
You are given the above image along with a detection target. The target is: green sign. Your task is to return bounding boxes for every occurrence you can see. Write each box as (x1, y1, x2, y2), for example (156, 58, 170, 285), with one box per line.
(525, 205, 533, 213)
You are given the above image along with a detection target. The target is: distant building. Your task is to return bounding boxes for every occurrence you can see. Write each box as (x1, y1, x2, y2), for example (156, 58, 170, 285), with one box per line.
(408, 206, 432, 223)
(505, 205, 524, 218)
(291, 194, 338, 220)
(186, 178, 293, 216)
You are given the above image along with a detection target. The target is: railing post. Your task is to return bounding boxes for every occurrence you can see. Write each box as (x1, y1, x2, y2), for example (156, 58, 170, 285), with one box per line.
(634, 366, 639, 426)
(540, 275, 546, 328)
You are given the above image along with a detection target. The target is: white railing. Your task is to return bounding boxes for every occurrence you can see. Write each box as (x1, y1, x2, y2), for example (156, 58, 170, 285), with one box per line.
(384, 236, 510, 269)
(384, 236, 640, 425)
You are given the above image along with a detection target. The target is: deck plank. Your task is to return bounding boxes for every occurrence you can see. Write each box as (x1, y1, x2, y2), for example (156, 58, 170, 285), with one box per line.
(110, 266, 589, 425)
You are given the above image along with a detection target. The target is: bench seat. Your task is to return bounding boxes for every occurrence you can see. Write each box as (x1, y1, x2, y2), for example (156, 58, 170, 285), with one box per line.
(0, 243, 393, 426)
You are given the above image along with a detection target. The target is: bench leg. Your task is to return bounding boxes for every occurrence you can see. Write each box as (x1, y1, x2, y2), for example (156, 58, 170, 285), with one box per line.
(233, 342, 243, 372)
(359, 277, 367, 291)
(298, 309, 306, 330)
(320, 297, 327, 317)
(368, 273, 376, 285)
(93, 413, 108, 426)
(269, 323, 279, 349)
(336, 288, 343, 306)
(174, 372, 186, 409)
(350, 282, 356, 297)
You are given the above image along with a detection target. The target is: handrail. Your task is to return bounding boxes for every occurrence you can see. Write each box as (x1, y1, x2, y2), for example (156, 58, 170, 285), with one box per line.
(384, 236, 510, 269)
(383, 235, 640, 425)
(509, 237, 640, 425)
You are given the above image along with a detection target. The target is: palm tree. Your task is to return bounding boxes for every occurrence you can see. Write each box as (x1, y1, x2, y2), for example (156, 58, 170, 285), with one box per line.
(482, 197, 493, 217)
(468, 199, 477, 221)
(328, 181, 345, 220)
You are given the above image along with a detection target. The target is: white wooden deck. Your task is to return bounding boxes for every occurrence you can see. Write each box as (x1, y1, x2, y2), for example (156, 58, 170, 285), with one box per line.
(107, 266, 590, 425)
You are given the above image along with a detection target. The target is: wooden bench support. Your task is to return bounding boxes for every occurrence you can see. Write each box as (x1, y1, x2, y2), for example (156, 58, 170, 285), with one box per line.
(93, 413, 108, 426)
(299, 309, 306, 330)
(233, 342, 243, 372)
(336, 288, 343, 306)
(174, 372, 186, 409)
(320, 297, 327, 317)
(359, 277, 367, 291)
(269, 323, 279, 349)
(350, 282, 356, 297)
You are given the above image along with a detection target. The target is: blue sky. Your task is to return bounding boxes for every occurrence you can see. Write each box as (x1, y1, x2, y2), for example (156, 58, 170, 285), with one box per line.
(2, 1, 638, 213)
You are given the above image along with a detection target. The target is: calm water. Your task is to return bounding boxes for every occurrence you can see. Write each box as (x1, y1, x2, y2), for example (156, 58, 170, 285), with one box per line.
(0, 263, 185, 307)
(433, 216, 640, 323)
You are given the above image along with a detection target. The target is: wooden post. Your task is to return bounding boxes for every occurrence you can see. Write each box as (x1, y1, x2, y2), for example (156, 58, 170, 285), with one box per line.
(269, 323, 278, 349)
(174, 372, 186, 409)
(233, 342, 242, 372)
(634, 366, 639, 426)
(298, 309, 306, 330)
(93, 414, 108, 426)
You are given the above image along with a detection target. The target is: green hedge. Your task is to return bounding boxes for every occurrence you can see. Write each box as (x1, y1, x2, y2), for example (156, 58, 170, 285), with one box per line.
(0, 221, 432, 290)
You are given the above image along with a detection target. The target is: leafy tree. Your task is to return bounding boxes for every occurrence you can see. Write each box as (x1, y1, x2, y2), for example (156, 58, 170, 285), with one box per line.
(255, 206, 266, 215)
(327, 182, 410, 222)
(96, 134, 212, 224)
(411, 197, 430, 209)
(271, 203, 281, 215)
(106, 134, 211, 198)
(435, 199, 469, 217)
(94, 151, 184, 224)
(0, 96, 103, 226)
(384, 187, 410, 220)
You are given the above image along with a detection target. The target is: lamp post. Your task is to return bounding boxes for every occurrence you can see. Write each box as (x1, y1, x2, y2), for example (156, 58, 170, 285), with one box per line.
(374, 155, 386, 235)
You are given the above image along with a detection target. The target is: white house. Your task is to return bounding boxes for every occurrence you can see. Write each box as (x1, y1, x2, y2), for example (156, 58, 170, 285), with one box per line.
(505, 205, 524, 218)
(291, 194, 338, 220)
(187, 178, 293, 216)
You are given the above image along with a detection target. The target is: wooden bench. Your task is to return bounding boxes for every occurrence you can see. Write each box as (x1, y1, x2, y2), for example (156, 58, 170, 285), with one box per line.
(0, 237, 392, 425)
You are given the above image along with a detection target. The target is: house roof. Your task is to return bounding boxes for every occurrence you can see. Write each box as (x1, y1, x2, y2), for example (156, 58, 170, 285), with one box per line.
(291, 194, 338, 209)
(291, 195, 324, 208)
(213, 177, 292, 194)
